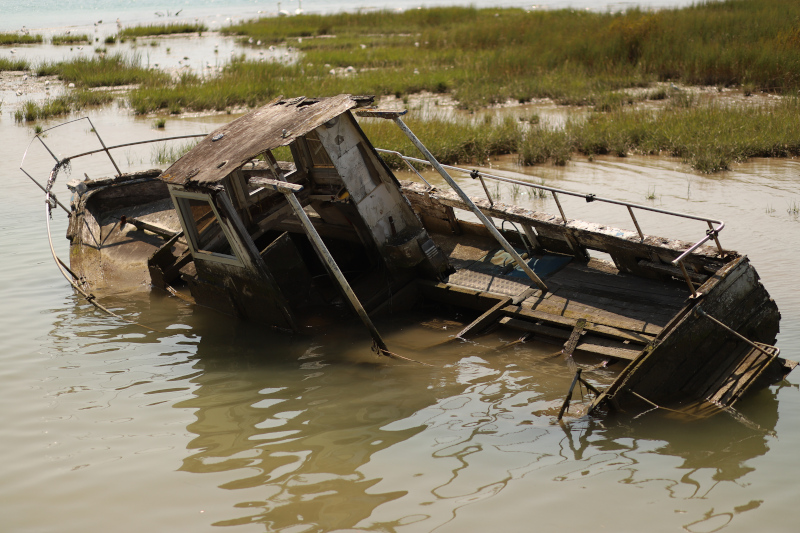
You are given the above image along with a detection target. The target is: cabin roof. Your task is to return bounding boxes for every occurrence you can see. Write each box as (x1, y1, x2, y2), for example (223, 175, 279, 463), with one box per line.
(160, 94, 374, 186)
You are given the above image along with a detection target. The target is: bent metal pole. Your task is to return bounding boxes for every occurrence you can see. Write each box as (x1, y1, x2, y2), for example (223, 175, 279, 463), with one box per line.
(389, 114, 548, 293)
(275, 183, 391, 356)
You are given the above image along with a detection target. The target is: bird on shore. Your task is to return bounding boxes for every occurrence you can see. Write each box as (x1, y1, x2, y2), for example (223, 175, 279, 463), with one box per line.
(277, 2, 289, 17)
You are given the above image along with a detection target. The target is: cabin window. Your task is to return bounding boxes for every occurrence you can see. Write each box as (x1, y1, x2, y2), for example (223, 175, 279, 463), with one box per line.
(304, 130, 335, 168)
(171, 190, 244, 267)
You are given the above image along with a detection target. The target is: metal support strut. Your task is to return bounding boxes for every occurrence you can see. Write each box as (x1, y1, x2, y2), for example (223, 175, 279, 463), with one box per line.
(261, 177, 392, 357)
(368, 111, 547, 293)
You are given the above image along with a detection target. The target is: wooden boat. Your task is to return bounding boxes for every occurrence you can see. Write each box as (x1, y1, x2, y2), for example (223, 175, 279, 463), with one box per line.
(26, 94, 795, 419)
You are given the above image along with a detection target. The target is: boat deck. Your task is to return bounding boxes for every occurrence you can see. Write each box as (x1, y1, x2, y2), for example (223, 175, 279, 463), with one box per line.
(423, 231, 691, 361)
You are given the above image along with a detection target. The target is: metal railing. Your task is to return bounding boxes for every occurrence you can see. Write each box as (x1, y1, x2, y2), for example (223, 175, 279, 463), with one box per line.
(376, 148, 725, 297)
(20, 116, 207, 215)
(19, 116, 723, 299)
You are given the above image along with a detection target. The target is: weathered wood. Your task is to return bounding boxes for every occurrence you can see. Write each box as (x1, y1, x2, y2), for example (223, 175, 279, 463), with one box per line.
(507, 305, 660, 342)
(456, 296, 512, 339)
(575, 338, 642, 361)
(282, 188, 391, 355)
(638, 259, 708, 283)
(401, 182, 729, 279)
(558, 369, 582, 420)
(562, 318, 587, 358)
(250, 176, 305, 194)
(499, 317, 643, 360)
(591, 256, 781, 414)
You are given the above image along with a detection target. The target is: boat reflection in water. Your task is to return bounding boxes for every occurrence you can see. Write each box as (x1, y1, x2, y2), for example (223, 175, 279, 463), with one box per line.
(172, 310, 782, 531)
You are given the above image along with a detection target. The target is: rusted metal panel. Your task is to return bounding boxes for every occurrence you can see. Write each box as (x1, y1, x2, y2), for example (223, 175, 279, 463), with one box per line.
(160, 95, 373, 187)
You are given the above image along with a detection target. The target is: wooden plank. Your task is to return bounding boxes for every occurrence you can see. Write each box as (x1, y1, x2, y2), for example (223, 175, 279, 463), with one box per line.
(544, 282, 679, 323)
(546, 270, 688, 308)
(523, 293, 665, 335)
(401, 182, 726, 272)
(250, 177, 305, 194)
(499, 312, 653, 346)
(499, 316, 570, 340)
(575, 338, 642, 361)
(562, 318, 587, 357)
(638, 259, 708, 283)
(456, 296, 513, 339)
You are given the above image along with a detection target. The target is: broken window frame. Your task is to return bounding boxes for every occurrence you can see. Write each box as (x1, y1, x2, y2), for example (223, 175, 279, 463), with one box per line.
(170, 188, 245, 267)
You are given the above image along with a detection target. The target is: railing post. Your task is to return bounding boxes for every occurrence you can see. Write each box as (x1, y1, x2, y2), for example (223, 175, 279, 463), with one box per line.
(707, 221, 724, 256)
(678, 260, 698, 298)
(86, 118, 122, 178)
(470, 170, 494, 206)
(628, 206, 645, 241)
(552, 191, 567, 224)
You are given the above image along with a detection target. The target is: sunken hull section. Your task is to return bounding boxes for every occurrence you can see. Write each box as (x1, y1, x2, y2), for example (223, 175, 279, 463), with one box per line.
(592, 256, 787, 417)
(398, 181, 791, 417)
(66, 169, 180, 292)
(56, 94, 791, 418)
(67, 95, 449, 335)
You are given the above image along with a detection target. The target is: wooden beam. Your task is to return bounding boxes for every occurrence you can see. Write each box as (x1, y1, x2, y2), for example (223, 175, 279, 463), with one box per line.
(456, 296, 512, 339)
(250, 177, 305, 194)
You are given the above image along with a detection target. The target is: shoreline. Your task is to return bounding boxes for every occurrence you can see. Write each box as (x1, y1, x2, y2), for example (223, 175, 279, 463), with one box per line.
(5, 2, 800, 174)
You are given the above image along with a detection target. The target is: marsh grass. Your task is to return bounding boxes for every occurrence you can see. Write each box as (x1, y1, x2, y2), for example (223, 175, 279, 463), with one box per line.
(122, 2, 800, 117)
(52, 33, 91, 45)
(0, 33, 43, 45)
(214, 1, 800, 110)
(14, 91, 114, 123)
(151, 140, 199, 165)
(515, 96, 800, 172)
(569, 97, 800, 172)
(359, 114, 521, 169)
(120, 23, 207, 38)
(0, 57, 29, 71)
(519, 122, 573, 166)
(37, 53, 169, 88)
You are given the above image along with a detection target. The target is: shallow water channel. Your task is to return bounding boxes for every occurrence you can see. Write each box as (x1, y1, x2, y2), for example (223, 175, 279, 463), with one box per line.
(3, 96, 800, 533)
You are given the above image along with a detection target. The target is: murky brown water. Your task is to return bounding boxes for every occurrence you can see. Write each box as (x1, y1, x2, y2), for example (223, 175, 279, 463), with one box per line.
(3, 43, 800, 533)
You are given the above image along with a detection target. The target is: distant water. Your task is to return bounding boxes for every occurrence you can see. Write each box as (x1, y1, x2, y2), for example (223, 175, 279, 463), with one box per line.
(2, 0, 701, 34)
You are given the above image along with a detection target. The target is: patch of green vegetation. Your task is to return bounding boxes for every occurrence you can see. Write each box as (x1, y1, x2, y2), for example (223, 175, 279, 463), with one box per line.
(151, 139, 199, 165)
(215, 1, 800, 109)
(36, 53, 169, 88)
(104, 35, 117, 44)
(519, 122, 573, 166)
(51, 33, 91, 45)
(359, 114, 521, 169)
(14, 90, 114, 123)
(120, 22, 207, 38)
(0, 32, 43, 45)
(0, 57, 29, 71)
(516, 96, 800, 172)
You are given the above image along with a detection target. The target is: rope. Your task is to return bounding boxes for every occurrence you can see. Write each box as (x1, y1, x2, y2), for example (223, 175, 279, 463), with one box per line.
(374, 342, 436, 366)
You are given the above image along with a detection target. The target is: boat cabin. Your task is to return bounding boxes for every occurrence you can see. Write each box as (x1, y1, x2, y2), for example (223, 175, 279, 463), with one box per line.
(149, 95, 448, 331)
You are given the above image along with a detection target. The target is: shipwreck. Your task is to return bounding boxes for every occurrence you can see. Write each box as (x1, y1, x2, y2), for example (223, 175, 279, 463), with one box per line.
(22, 94, 795, 419)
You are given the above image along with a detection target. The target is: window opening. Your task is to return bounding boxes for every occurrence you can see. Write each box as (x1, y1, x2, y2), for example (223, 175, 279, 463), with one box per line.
(305, 130, 334, 168)
(172, 190, 243, 266)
